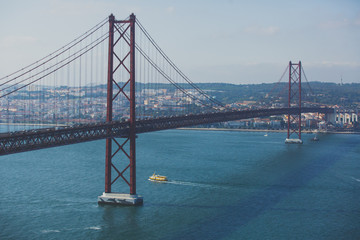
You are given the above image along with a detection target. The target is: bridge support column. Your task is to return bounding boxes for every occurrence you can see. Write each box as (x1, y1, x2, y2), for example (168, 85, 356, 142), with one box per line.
(285, 61, 303, 144)
(98, 13, 142, 206)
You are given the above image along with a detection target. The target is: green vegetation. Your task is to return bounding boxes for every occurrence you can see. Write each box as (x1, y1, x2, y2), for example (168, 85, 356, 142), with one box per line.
(194, 82, 360, 107)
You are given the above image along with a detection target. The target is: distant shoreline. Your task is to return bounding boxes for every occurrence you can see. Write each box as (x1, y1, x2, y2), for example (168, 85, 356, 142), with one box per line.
(0, 123, 64, 127)
(177, 127, 360, 135)
(1, 123, 357, 135)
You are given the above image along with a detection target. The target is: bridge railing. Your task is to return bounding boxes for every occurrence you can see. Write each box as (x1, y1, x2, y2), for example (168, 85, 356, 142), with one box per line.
(0, 107, 334, 156)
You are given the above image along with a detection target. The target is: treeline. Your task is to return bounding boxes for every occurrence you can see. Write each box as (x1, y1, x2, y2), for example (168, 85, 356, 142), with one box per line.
(41, 81, 360, 107)
(194, 82, 360, 107)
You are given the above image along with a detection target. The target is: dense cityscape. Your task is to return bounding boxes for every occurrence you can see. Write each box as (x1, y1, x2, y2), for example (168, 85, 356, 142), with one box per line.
(0, 82, 358, 132)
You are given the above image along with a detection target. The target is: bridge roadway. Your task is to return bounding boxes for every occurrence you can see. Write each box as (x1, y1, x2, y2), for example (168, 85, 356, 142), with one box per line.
(0, 107, 333, 155)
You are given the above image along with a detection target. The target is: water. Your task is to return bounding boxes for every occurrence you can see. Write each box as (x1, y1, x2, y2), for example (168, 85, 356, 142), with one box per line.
(0, 129, 359, 239)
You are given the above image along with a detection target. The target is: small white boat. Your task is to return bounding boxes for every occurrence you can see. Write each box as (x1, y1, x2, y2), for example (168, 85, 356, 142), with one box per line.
(148, 172, 168, 182)
(311, 136, 319, 141)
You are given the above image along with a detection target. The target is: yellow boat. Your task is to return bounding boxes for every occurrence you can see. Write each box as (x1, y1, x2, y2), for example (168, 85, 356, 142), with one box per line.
(148, 173, 168, 182)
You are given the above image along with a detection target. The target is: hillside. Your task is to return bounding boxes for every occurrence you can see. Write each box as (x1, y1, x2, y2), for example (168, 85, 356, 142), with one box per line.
(194, 82, 360, 108)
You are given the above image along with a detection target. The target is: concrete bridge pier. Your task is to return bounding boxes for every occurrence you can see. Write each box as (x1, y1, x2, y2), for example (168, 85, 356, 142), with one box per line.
(98, 193, 143, 206)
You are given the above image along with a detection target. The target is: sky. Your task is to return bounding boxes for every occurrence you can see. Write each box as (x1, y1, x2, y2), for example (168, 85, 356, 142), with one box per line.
(0, 0, 359, 84)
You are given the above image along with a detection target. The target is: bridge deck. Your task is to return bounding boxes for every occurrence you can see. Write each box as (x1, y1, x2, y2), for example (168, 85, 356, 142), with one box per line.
(0, 107, 333, 156)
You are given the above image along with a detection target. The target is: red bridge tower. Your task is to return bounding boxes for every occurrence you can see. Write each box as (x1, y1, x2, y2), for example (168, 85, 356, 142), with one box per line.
(98, 14, 143, 205)
(285, 61, 303, 144)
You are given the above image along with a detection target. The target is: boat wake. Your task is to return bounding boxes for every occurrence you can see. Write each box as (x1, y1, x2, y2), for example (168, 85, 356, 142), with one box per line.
(41, 229, 61, 233)
(351, 176, 360, 182)
(166, 180, 225, 189)
(85, 226, 102, 230)
(41, 226, 101, 234)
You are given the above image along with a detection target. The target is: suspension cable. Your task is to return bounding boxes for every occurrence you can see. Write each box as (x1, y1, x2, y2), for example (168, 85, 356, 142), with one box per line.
(116, 22, 220, 110)
(135, 43, 218, 110)
(0, 33, 109, 93)
(0, 18, 108, 84)
(266, 65, 289, 98)
(0, 35, 109, 99)
(135, 19, 227, 109)
(301, 67, 314, 95)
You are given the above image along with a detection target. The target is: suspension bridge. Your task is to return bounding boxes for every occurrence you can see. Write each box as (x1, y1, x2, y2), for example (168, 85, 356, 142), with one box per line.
(0, 14, 333, 205)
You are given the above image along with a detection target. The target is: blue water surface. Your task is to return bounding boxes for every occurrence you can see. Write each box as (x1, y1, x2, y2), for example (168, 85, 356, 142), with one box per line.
(0, 129, 359, 239)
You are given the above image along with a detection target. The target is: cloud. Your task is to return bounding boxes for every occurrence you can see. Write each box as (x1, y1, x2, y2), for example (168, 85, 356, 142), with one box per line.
(354, 16, 360, 26)
(244, 25, 279, 36)
(47, 0, 118, 17)
(319, 16, 360, 29)
(0, 35, 38, 47)
(319, 19, 350, 29)
(308, 61, 360, 68)
(189, 61, 360, 84)
(166, 6, 175, 14)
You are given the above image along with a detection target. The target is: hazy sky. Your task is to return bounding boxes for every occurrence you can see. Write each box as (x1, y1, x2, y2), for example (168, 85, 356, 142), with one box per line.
(0, 0, 359, 84)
